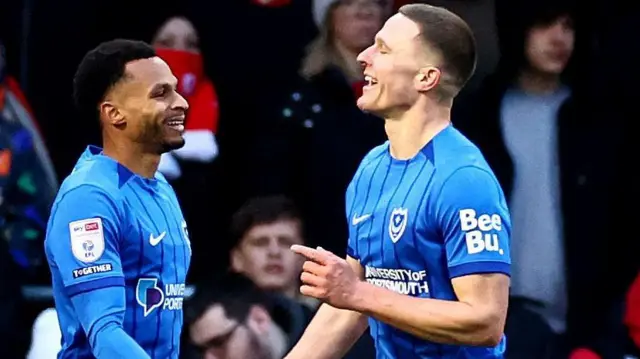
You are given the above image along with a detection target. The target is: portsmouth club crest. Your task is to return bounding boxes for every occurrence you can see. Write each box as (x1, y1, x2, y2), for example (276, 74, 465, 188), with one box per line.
(388, 208, 408, 243)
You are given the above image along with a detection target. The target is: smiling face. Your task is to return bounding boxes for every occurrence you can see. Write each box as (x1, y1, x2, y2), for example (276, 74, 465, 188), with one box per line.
(355, 13, 442, 117)
(101, 57, 189, 153)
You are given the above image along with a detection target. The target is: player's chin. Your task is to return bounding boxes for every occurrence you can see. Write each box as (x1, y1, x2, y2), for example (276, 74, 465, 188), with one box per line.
(258, 277, 288, 291)
(357, 96, 383, 116)
(161, 136, 185, 152)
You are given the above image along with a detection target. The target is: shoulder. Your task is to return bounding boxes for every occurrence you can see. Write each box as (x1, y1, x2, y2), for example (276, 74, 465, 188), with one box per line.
(358, 142, 388, 173)
(347, 142, 388, 191)
(432, 127, 496, 186)
(53, 163, 123, 214)
(59, 158, 121, 197)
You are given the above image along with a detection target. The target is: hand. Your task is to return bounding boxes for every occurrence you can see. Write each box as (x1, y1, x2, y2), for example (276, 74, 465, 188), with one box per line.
(291, 245, 362, 310)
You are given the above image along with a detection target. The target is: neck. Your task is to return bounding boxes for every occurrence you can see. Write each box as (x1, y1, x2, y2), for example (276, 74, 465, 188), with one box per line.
(102, 134, 160, 179)
(282, 286, 298, 300)
(517, 69, 561, 95)
(333, 40, 362, 82)
(385, 100, 452, 160)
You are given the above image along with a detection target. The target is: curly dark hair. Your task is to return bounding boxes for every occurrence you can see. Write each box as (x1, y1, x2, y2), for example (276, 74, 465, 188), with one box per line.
(72, 39, 156, 122)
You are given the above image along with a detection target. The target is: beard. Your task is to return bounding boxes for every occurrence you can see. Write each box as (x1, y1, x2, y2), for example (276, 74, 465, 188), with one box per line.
(139, 119, 185, 154)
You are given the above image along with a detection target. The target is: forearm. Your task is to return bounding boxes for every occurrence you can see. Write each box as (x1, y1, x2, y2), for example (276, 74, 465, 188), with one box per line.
(354, 282, 502, 346)
(91, 321, 150, 358)
(285, 303, 368, 359)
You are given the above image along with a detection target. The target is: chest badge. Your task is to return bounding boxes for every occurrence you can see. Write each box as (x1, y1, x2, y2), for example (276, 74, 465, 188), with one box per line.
(389, 208, 408, 243)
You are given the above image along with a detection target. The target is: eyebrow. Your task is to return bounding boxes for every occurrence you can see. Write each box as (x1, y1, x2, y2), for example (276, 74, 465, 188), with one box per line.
(375, 36, 392, 51)
(149, 81, 177, 95)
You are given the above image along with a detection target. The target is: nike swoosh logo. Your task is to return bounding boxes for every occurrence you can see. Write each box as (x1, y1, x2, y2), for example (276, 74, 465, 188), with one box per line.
(149, 232, 166, 246)
(352, 214, 371, 226)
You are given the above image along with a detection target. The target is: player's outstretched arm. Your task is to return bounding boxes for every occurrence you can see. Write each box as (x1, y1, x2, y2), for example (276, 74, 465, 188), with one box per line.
(45, 185, 150, 358)
(284, 256, 369, 359)
(354, 272, 508, 346)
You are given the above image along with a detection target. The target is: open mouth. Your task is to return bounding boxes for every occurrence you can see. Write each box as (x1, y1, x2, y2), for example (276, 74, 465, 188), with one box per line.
(364, 75, 378, 89)
(165, 116, 185, 132)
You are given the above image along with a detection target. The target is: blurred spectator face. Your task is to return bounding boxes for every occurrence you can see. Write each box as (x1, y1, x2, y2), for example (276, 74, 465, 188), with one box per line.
(524, 15, 574, 75)
(153, 16, 200, 53)
(333, 0, 384, 53)
(153, 17, 205, 99)
(190, 304, 273, 359)
(231, 219, 304, 294)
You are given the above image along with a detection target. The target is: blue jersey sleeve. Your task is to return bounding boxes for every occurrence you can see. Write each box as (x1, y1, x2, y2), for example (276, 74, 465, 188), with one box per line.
(346, 179, 358, 259)
(47, 185, 151, 358)
(435, 167, 511, 279)
(71, 287, 151, 358)
(46, 185, 124, 296)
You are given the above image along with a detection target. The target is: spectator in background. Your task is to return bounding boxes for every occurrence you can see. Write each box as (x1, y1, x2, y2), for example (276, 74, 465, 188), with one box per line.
(0, 230, 30, 358)
(184, 273, 289, 359)
(152, 15, 220, 180)
(26, 308, 62, 359)
(228, 195, 316, 348)
(228, 195, 376, 359)
(456, 1, 628, 357)
(250, 0, 386, 256)
(229, 195, 310, 307)
(0, 40, 57, 277)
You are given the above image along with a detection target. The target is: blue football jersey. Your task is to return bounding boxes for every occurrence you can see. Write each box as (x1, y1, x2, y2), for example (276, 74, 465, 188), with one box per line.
(346, 125, 511, 359)
(45, 146, 191, 359)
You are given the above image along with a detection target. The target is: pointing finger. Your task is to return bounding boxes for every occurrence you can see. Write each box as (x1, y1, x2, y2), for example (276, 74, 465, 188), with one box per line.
(291, 244, 329, 264)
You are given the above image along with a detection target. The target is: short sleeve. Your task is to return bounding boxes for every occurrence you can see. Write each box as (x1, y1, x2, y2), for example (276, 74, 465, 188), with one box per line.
(45, 185, 124, 296)
(345, 178, 358, 260)
(435, 167, 511, 279)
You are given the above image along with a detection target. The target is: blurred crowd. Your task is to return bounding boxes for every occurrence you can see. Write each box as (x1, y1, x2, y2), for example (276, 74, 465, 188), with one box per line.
(0, 0, 638, 358)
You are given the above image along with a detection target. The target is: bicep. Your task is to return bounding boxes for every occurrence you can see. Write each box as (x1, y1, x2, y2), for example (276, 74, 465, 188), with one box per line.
(451, 273, 510, 320)
(435, 167, 511, 278)
(46, 186, 124, 294)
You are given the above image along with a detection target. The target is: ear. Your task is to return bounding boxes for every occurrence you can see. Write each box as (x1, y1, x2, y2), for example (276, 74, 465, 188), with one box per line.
(414, 66, 441, 93)
(247, 304, 271, 335)
(99, 101, 126, 126)
(230, 248, 244, 273)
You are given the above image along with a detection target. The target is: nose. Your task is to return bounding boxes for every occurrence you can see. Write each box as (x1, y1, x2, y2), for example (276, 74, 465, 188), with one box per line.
(173, 91, 189, 113)
(267, 239, 282, 257)
(357, 45, 373, 69)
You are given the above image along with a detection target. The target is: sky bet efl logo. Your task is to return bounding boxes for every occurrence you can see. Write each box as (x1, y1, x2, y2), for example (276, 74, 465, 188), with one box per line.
(459, 209, 504, 255)
(136, 278, 186, 317)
